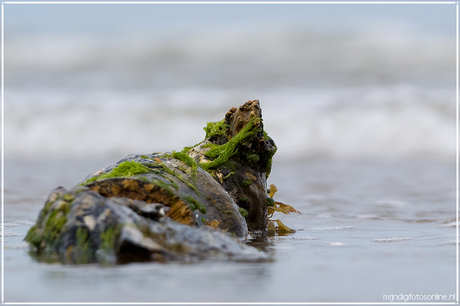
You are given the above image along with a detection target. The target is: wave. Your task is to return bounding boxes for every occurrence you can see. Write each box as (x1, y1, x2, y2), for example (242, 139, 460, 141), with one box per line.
(4, 83, 455, 161)
(4, 23, 456, 162)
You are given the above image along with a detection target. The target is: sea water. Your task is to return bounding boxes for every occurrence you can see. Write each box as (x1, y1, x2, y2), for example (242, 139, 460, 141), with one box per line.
(3, 159, 457, 302)
(1, 3, 458, 303)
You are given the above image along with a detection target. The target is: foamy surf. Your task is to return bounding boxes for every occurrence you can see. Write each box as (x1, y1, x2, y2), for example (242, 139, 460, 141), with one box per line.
(4, 16, 455, 162)
(4, 84, 455, 161)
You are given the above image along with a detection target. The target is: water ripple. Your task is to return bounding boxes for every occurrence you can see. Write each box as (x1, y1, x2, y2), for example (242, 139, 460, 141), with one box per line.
(297, 226, 356, 231)
(0, 230, 22, 237)
(373, 237, 411, 243)
(290, 236, 319, 240)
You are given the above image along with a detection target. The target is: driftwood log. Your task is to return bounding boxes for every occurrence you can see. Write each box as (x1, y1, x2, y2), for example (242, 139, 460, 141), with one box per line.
(25, 100, 280, 264)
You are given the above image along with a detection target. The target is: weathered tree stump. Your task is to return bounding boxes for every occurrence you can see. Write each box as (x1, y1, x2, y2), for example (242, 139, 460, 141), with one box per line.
(25, 100, 279, 264)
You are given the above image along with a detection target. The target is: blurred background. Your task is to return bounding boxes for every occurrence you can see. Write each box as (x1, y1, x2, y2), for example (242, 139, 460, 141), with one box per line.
(3, 2, 457, 162)
(2, 4, 457, 303)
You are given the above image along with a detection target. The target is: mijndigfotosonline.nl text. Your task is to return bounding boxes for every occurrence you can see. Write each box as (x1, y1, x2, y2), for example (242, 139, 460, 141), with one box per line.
(383, 293, 456, 302)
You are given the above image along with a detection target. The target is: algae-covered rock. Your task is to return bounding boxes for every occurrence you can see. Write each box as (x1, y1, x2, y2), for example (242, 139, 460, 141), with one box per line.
(26, 186, 266, 264)
(25, 100, 278, 264)
(82, 153, 248, 238)
(188, 100, 277, 232)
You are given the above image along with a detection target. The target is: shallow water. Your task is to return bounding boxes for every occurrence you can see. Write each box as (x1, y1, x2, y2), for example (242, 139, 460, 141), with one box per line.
(2, 3, 457, 303)
(2, 158, 457, 303)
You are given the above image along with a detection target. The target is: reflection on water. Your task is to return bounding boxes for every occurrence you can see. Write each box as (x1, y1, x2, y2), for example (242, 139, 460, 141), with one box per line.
(2, 159, 456, 302)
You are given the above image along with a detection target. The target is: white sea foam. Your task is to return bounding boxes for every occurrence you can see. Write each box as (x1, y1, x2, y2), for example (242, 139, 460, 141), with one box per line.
(328, 242, 345, 246)
(376, 200, 413, 207)
(357, 214, 380, 219)
(0, 230, 22, 238)
(373, 237, 412, 243)
(2, 221, 35, 227)
(4, 24, 455, 162)
(440, 240, 458, 245)
(439, 222, 458, 228)
(290, 236, 319, 241)
(4, 85, 455, 161)
(298, 226, 356, 231)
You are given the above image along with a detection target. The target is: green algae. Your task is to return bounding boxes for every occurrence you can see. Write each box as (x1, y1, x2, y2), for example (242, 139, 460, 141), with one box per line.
(155, 159, 200, 195)
(147, 167, 179, 189)
(82, 161, 151, 185)
(181, 140, 204, 156)
(171, 151, 199, 178)
(263, 135, 277, 178)
(62, 193, 74, 202)
(25, 195, 74, 250)
(246, 154, 260, 163)
(264, 156, 275, 178)
(43, 210, 67, 244)
(266, 197, 275, 207)
(75, 227, 89, 250)
(150, 180, 175, 197)
(238, 207, 249, 218)
(175, 173, 199, 194)
(242, 179, 253, 187)
(223, 172, 235, 180)
(24, 225, 41, 246)
(147, 157, 200, 194)
(203, 119, 229, 139)
(74, 227, 93, 264)
(182, 195, 207, 214)
(200, 116, 261, 171)
(100, 224, 122, 253)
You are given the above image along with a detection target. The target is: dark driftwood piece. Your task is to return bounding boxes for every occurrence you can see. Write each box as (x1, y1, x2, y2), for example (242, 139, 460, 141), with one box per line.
(25, 100, 277, 264)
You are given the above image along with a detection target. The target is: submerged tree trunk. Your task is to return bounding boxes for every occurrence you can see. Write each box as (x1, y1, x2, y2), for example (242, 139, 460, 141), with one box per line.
(25, 100, 277, 264)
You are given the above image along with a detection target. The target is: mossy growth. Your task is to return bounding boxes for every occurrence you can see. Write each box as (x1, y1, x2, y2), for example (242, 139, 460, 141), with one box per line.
(100, 224, 122, 254)
(238, 207, 249, 218)
(203, 119, 229, 139)
(262, 131, 277, 178)
(24, 225, 41, 247)
(263, 157, 274, 178)
(182, 195, 207, 214)
(81, 161, 151, 185)
(43, 210, 68, 243)
(152, 157, 200, 194)
(170, 150, 199, 178)
(25, 195, 74, 250)
(150, 180, 175, 197)
(266, 197, 275, 207)
(200, 116, 261, 171)
(242, 179, 253, 187)
(246, 154, 260, 163)
(223, 172, 235, 180)
(74, 227, 93, 264)
(147, 167, 179, 189)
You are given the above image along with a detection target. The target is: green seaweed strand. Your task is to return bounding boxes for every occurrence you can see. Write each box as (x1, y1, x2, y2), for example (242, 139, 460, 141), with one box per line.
(75, 227, 92, 264)
(238, 207, 249, 218)
(82, 161, 151, 185)
(182, 195, 207, 214)
(153, 158, 200, 194)
(203, 119, 229, 139)
(171, 151, 199, 178)
(201, 116, 261, 170)
(100, 225, 122, 253)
